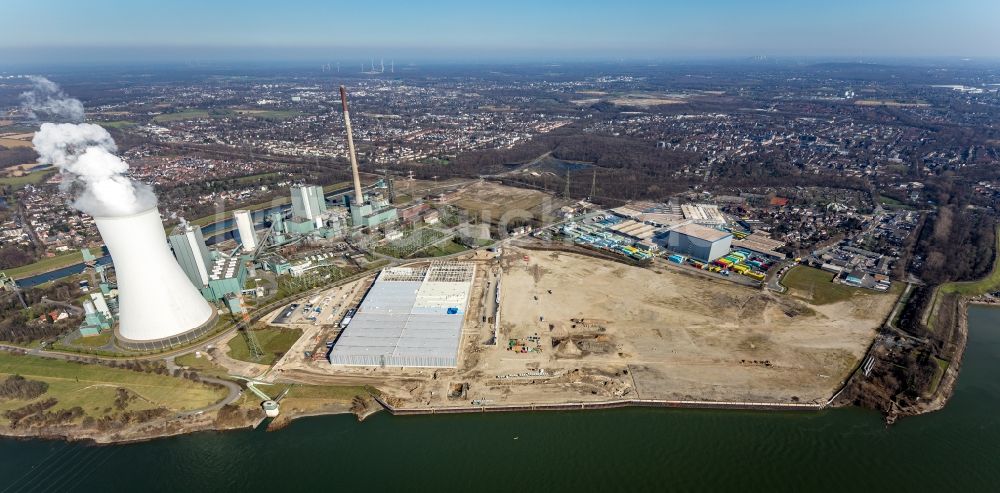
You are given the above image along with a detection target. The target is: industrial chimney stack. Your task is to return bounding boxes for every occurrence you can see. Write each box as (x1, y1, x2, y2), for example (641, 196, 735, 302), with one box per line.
(340, 85, 365, 205)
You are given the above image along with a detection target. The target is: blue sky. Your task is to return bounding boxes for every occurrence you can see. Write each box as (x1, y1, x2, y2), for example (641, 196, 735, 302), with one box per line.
(2, 0, 998, 62)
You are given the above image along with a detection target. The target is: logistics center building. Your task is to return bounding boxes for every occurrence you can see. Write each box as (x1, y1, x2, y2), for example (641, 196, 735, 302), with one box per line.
(328, 262, 475, 368)
(664, 223, 733, 262)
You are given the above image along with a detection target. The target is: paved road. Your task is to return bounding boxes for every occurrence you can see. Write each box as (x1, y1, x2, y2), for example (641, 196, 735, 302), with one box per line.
(766, 260, 796, 293)
(164, 356, 244, 416)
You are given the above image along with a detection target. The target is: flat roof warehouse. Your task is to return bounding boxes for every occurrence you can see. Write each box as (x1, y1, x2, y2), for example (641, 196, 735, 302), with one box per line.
(328, 262, 475, 368)
(669, 222, 732, 242)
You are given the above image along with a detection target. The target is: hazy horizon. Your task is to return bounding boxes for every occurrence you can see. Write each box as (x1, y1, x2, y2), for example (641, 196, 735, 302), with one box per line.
(2, 0, 999, 65)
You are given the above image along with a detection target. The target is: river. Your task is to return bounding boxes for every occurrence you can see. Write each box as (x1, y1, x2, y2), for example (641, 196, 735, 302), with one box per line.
(2, 306, 1000, 492)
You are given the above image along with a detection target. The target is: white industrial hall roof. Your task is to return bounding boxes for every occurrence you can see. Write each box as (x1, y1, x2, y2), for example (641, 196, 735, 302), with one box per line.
(328, 262, 475, 368)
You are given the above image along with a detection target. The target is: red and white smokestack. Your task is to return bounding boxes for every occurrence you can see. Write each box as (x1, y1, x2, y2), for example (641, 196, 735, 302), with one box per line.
(340, 85, 365, 205)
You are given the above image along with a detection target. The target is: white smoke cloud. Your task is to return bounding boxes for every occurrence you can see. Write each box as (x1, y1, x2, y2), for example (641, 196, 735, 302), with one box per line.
(20, 76, 86, 122)
(33, 123, 157, 217)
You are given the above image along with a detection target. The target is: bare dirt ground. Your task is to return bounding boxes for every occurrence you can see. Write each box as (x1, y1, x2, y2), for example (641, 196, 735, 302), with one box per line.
(608, 93, 687, 107)
(490, 248, 896, 404)
(449, 181, 562, 225)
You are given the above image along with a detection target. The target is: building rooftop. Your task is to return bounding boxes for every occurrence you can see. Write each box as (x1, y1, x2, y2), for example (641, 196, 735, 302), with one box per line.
(209, 256, 242, 281)
(328, 262, 475, 368)
(670, 223, 732, 242)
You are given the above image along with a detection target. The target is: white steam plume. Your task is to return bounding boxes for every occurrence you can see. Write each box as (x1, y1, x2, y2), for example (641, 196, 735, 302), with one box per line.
(26, 78, 157, 217)
(20, 76, 86, 122)
(33, 123, 157, 217)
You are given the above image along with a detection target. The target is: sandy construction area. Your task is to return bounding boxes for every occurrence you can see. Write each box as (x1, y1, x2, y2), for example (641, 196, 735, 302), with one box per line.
(269, 246, 896, 409)
(489, 248, 896, 404)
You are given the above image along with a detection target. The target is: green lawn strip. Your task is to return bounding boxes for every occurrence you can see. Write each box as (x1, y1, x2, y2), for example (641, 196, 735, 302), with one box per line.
(152, 109, 210, 122)
(174, 352, 229, 378)
(0, 353, 225, 414)
(927, 356, 949, 396)
(0, 169, 55, 188)
(4, 251, 84, 279)
(286, 384, 368, 401)
(73, 333, 112, 348)
(781, 266, 872, 305)
(97, 121, 136, 129)
(415, 241, 469, 258)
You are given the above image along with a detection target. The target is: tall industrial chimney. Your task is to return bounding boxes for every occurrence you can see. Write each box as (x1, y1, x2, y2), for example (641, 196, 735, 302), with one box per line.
(94, 207, 215, 350)
(340, 85, 365, 205)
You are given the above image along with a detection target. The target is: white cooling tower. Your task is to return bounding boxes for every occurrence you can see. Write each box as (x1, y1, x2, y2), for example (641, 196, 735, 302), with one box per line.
(234, 209, 257, 252)
(94, 207, 215, 350)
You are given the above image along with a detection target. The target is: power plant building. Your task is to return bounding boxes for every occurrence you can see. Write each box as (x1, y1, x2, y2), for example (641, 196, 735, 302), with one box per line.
(204, 255, 248, 300)
(328, 262, 475, 368)
(291, 184, 327, 228)
(347, 195, 398, 229)
(168, 222, 213, 287)
(663, 223, 733, 262)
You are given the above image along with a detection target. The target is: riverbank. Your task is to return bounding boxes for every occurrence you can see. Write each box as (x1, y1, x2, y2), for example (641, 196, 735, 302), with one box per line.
(0, 412, 255, 445)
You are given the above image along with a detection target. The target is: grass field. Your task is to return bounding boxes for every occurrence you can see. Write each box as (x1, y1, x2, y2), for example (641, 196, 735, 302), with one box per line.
(152, 109, 211, 122)
(927, 356, 949, 396)
(286, 384, 368, 401)
(4, 251, 83, 279)
(0, 352, 226, 417)
(876, 195, 915, 210)
(855, 99, 930, 108)
(175, 352, 228, 377)
(0, 137, 32, 149)
(0, 169, 55, 188)
(233, 172, 280, 184)
(230, 109, 303, 120)
(273, 384, 370, 414)
(98, 120, 137, 129)
(415, 241, 469, 258)
(782, 266, 873, 305)
(228, 327, 303, 365)
(74, 333, 112, 348)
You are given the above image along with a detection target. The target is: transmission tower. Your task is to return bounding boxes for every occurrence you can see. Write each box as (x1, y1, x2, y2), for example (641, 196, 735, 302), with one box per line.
(0, 273, 27, 309)
(239, 301, 264, 361)
(241, 328, 264, 361)
(564, 169, 571, 199)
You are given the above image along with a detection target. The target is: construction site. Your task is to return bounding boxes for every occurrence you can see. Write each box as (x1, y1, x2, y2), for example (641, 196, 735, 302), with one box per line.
(256, 240, 899, 411)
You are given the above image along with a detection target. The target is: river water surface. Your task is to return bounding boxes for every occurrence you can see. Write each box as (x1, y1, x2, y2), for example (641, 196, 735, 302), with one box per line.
(2, 306, 1000, 492)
